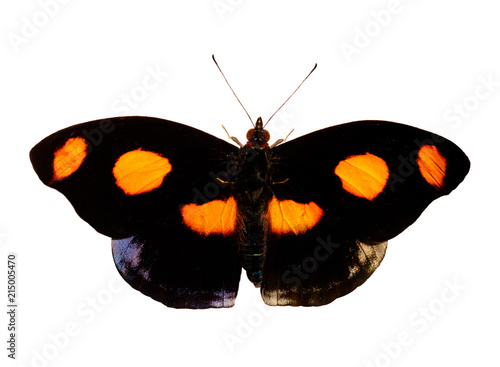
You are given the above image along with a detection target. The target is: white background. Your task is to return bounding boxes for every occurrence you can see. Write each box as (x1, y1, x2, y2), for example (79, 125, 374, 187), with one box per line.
(1, 1, 499, 366)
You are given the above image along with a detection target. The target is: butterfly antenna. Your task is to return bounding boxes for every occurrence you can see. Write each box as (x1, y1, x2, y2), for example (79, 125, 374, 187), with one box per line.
(212, 55, 254, 127)
(264, 63, 317, 128)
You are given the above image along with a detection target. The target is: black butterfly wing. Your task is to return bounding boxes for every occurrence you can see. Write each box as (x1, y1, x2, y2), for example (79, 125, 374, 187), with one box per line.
(30, 117, 242, 308)
(30, 117, 238, 238)
(111, 225, 241, 309)
(262, 120, 470, 306)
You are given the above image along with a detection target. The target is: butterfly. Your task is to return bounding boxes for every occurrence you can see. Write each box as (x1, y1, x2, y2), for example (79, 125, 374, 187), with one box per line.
(30, 57, 469, 309)
(30, 112, 470, 308)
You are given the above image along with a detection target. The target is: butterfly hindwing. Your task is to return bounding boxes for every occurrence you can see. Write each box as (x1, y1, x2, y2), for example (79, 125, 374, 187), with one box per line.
(30, 116, 243, 308)
(261, 120, 470, 306)
(111, 225, 241, 309)
(261, 218, 388, 306)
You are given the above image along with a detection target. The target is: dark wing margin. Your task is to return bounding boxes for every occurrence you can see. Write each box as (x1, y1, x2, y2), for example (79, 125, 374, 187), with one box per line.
(262, 120, 469, 306)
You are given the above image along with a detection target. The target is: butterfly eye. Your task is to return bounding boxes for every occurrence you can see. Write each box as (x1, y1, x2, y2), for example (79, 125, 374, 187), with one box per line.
(262, 129, 270, 143)
(246, 129, 254, 141)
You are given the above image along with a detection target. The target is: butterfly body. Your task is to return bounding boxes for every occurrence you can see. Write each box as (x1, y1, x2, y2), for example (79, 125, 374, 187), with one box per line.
(231, 117, 275, 286)
(30, 116, 470, 308)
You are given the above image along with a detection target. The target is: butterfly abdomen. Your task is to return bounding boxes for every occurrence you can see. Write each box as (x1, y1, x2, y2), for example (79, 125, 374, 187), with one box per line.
(236, 203, 270, 286)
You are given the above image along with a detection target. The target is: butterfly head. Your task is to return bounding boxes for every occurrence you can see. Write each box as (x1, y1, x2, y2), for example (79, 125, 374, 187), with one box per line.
(246, 117, 270, 148)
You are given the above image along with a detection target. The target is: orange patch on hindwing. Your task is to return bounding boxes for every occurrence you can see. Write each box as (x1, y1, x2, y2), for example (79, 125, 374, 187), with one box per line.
(53, 137, 88, 181)
(268, 197, 323, 235)
(334, 153, 389, 200)
(417, 145, 447, 188)
(113, 149, 172, 195)
(181, 197, 237, 236)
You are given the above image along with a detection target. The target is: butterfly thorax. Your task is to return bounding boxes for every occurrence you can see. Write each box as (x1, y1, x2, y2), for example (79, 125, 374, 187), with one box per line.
(234, 118, 273, 286)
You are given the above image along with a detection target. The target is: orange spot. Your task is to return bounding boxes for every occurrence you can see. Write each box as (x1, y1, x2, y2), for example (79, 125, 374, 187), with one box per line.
(53, 137, 88, 181)
(417, 145, 447, 188)
(113, 149, 172, 195)
(181, 197, 237, 236)
(268, 197, 323, 235)
(334, 153, 389, 200)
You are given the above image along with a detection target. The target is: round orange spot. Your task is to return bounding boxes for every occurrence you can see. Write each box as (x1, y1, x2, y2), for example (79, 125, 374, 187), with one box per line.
(417, 145, 447, 188)
(113, 149, 172, 195)
(53, 137, 88, 181)
(334, 153, 389, 200)
(268, 197, 323, 235)
(181, 197, 237, 236)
